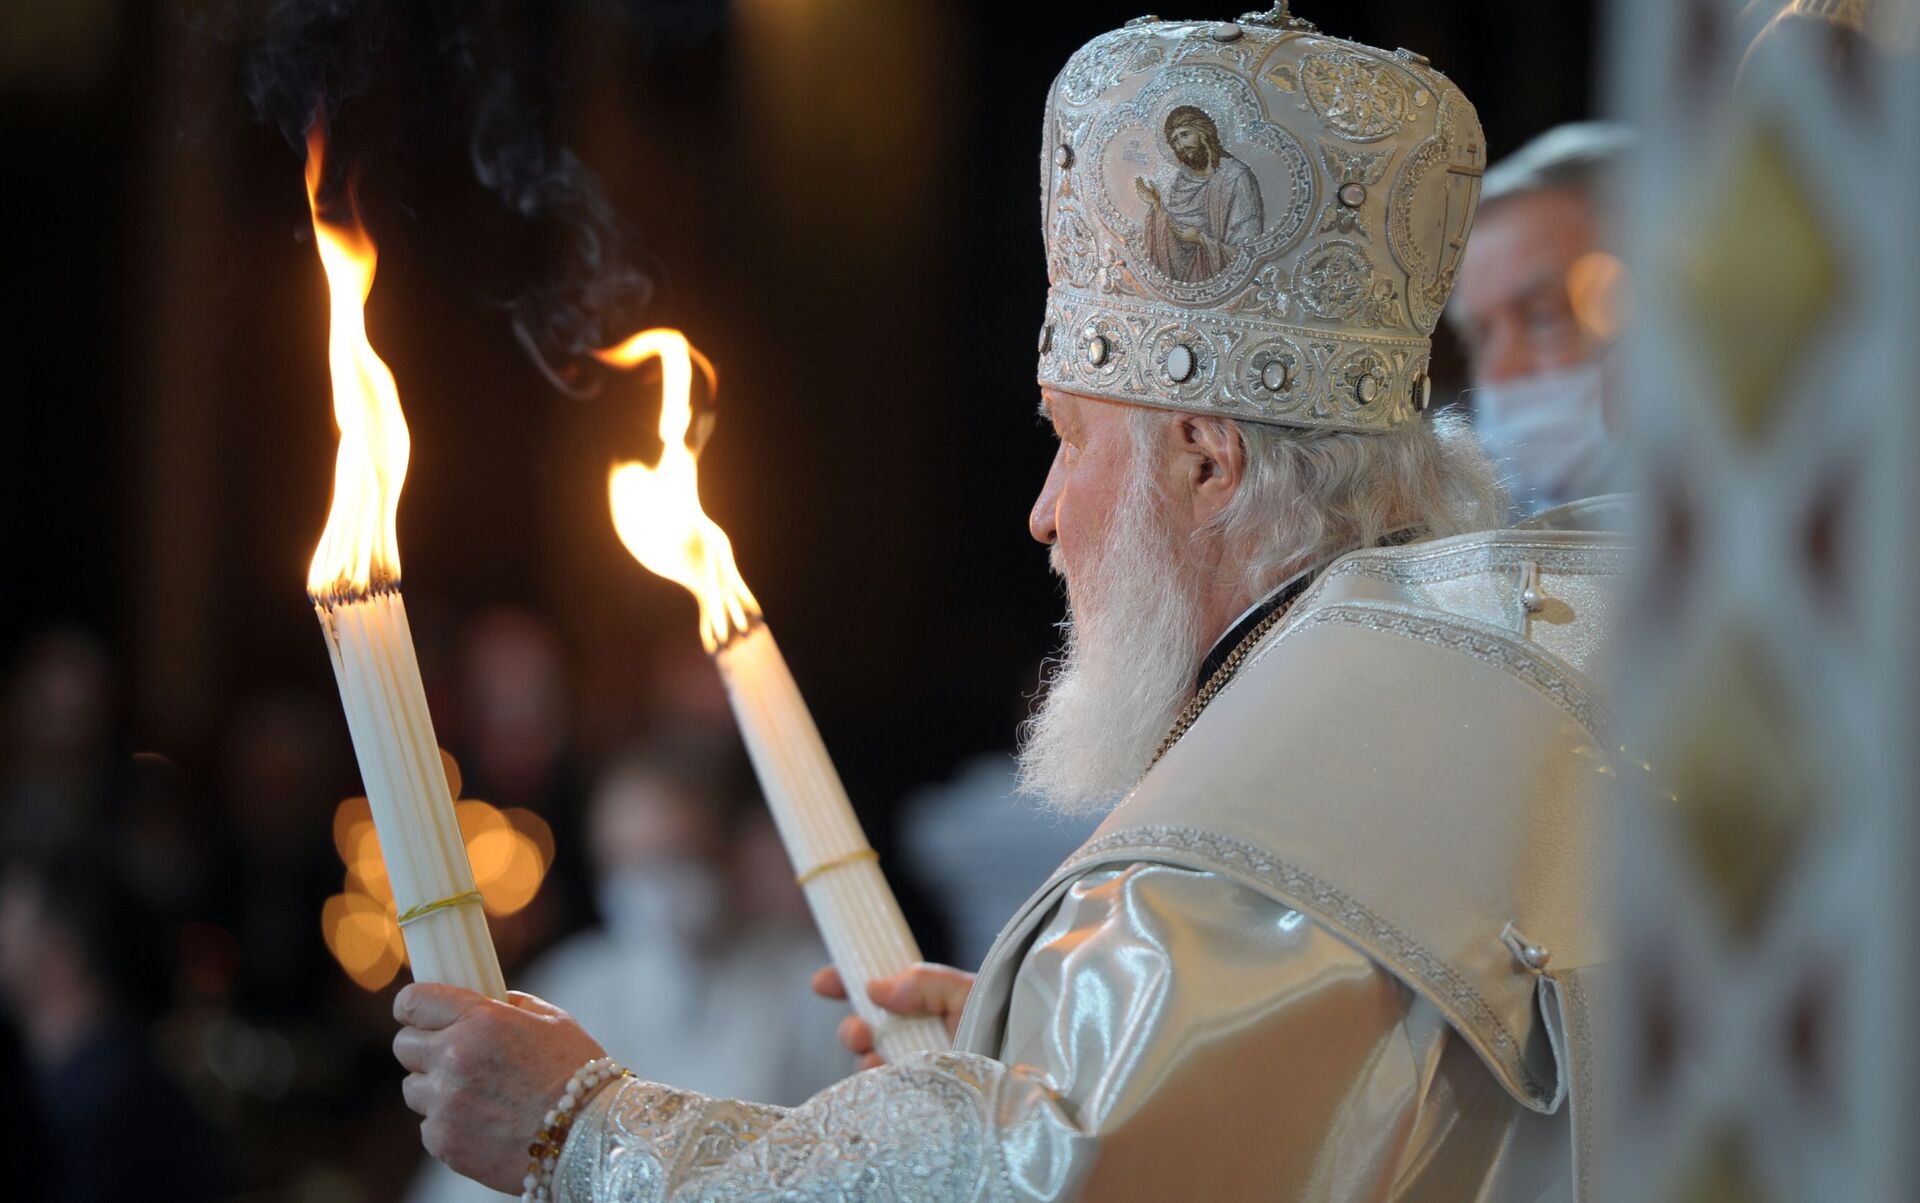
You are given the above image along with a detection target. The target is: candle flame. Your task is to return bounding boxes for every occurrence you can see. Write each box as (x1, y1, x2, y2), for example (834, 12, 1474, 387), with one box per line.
(304, 122, 410, 606)
(600, 329, 760, 652)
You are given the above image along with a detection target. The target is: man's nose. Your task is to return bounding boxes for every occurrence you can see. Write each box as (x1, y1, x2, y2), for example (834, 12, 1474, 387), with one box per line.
(1030, 458, 1062, 546)
(1477, 327, 1535, 386)
(1029, 495, 1058, 546)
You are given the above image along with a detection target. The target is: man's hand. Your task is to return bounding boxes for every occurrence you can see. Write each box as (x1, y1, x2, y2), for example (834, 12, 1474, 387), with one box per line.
(1134, 176, 1162, 208)
(392, 984, 608, 1193)
(810, 962, 975, 1070)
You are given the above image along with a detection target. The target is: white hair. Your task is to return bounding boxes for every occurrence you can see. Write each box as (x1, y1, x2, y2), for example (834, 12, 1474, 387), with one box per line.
(1200, 409, 1508, 600)
(1016, 421, 1200, 814)
(1016, 407, 1505, 815)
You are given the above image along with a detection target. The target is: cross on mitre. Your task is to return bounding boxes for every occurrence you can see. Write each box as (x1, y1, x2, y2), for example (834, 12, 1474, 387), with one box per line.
(1240, 2, 1319, 33)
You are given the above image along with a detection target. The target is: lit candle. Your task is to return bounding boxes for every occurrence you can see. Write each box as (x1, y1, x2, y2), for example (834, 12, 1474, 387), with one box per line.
(602, 329, 948, 1063)
(304, 125, 505, 1000)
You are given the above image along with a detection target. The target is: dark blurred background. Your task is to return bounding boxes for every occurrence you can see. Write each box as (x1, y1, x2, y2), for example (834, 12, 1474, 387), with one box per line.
(0, 1, 1599, 1198)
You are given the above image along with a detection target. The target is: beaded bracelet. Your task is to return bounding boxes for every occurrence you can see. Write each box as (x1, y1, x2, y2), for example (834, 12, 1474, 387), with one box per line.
(521, 1056, 631, 1203)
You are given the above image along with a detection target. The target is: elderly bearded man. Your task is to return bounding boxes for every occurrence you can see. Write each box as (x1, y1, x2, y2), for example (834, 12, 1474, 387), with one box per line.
(394, 9, 1628, 1202)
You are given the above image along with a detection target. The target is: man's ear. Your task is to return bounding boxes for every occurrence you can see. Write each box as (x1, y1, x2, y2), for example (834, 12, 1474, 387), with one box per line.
(1176, 414, 1245, 527)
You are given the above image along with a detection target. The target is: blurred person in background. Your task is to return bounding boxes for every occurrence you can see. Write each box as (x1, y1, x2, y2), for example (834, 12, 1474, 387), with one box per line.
(2, 627, 118, 856)
(898, 763, 1098, 970)
(453, 608, 594, 947)
(119, 752, 225, 930)
(0, 850, 223, 1201)
(1448, 122, 1637, 515)
(532, 734, 846, 1102)
(405, 732, 846, 1203)
(219, 691, 347, 1018)
(456, 609, 582, 817)
(731, 795, 822, 935)
(897, 674, 1100, 970)
(896, 750, 1093, 971)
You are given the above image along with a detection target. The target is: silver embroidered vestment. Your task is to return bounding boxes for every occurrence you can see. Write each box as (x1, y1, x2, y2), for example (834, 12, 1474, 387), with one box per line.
(554, 501, 1628, 1202)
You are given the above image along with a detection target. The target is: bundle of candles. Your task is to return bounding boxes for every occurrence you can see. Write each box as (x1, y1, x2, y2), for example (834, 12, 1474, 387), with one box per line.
(602, 330, 950, 1064)
(303, 125, 505, 1000)
(298, 135, 942, 1062)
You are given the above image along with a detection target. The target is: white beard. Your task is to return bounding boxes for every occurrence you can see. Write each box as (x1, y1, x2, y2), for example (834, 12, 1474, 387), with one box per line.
(1016, 457, 1204, 816)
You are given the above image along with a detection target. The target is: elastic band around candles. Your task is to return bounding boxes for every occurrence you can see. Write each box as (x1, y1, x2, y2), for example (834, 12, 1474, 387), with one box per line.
(396, 889, 485, 927)
(794, 848, 879, 887)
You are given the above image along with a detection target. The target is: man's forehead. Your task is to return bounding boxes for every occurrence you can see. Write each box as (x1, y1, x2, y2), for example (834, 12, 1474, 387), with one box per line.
(1041, 388, 1140, 425)
(1040, 389, 1093, 425)
(1465, 192, 1600, 271)
(1453, 197, 1600, 318)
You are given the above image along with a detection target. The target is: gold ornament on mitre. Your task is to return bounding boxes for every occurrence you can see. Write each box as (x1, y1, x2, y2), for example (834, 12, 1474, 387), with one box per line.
(1036, 5, 1485, 433)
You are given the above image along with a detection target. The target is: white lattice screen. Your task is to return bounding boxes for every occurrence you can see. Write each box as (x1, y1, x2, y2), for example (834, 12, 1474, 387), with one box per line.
(1602, 1, 1918, 1199)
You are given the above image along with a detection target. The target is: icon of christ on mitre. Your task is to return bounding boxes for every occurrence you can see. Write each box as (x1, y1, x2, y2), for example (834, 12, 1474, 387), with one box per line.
(394, 6, 1630, 1201)
(1136, 105, 1267, 283)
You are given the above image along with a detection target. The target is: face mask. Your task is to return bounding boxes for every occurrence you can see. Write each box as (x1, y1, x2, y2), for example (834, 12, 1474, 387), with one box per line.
(1470, 356, 1621, 514)
(596, 861, 723, 949)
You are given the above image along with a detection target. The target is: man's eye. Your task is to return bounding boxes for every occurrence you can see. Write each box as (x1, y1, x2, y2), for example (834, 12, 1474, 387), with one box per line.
(1526, 308, 1576, 339)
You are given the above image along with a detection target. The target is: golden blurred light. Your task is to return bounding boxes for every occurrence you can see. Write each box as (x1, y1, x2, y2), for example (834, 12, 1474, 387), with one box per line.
(455, 798, 545, 916)
(1568, 251, 1630, 342)
(455, 798, 509, 842)
(321, 892, 404, 991)
(321, 757, 550, 988)
(331, 795, 372, 863)
(475, 829, 545, 917)
(504, 807, 555, 869)
(344, 823, 393, 908)
(439, 748, 462, 802)
(599, 329, 760, 652)
(459, 800, 513, 878)
(732, 0, 954, 256)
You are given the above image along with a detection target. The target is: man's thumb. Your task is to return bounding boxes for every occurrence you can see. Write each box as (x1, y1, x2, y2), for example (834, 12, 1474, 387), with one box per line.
(868, 965, 965, 1018)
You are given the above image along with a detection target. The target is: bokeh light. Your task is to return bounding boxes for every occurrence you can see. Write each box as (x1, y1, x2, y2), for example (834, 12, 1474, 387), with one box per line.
(439, 747, 462, 802)
(320, 751, 549, 988)
(504, 806, 555, 868)
(1569, 251, 1630, 341)
(343, 821, 393, 908)
(320, 891, 405, 991)
(331, 795, 371, 862)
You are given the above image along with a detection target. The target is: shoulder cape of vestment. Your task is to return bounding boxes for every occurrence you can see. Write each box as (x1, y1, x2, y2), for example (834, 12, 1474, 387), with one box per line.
(955, 495, 1633, 1201)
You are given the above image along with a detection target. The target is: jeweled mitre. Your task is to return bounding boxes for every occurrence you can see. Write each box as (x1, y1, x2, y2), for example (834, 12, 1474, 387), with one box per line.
(1037, 8, 1485, 433)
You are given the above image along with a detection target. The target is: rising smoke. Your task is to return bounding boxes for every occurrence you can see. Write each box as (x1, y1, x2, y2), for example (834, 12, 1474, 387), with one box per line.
(233, 0, 724, 397)
(468, 69, 657, 398)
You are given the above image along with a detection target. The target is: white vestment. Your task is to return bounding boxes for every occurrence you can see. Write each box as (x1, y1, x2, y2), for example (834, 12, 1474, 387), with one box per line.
(556, 500, 1628, 1202)
(412, 926, 849, 1203)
